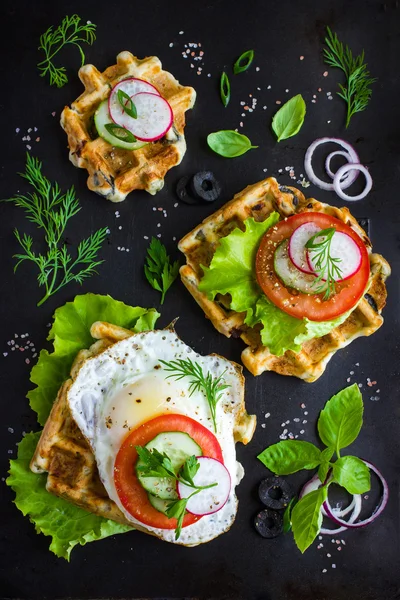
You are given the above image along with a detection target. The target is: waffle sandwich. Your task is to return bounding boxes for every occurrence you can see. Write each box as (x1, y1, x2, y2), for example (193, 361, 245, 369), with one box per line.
(178, 178, 390, 382)
(61, 51, 196, 202)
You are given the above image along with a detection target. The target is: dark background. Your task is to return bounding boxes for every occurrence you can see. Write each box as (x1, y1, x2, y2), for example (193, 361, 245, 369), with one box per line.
(0, 1, 399, 599)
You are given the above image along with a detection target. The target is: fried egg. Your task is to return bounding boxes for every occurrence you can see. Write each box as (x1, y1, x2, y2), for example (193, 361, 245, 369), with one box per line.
(67, 327, 256, 546)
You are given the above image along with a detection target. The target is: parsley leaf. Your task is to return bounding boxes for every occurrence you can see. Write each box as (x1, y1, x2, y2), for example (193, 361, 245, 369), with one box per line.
(144, 237, 179, 304)
(166, 498, 188, 540)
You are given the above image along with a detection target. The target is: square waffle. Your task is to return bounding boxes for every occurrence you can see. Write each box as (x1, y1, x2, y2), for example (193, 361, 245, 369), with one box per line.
(61, 51, 196, 202)
(178, 178, 391, 382)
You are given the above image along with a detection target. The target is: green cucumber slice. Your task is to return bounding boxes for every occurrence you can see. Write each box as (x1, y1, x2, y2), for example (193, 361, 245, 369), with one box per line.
(274, 240, 318, 294)
(136, 431, 202, 500)
(94, 100, 148, 151)
(148, 493, 169, 515)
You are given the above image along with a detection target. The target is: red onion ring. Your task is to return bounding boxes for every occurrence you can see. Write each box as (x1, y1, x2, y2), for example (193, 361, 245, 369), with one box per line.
(325, 150, 359, 189)
(304, 138, 360, 191)
(323, 459, 389, 529)
(333, 163, 373, 201)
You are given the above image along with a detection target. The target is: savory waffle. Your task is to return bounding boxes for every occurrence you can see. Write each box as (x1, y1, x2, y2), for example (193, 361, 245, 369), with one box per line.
(178, 178, 391, 382)
(61, 51, 196, 202)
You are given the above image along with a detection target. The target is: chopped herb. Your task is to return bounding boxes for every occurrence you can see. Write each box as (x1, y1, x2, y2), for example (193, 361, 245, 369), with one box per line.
(104, 123, 137, 143)
(117, 89, 137, 119)
(220, 71, 231, 107)
(233, 50, 254, 74)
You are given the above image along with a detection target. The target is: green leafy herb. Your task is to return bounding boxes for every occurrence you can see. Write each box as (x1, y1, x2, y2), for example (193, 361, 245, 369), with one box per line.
(104, 123, 137, 143)
(117, 89, 137, 119)
(159, 358, 229, 432)
(3, 154, 108, 306)
(144, 237, 179, 304)
(283, 496, 298, 533)
(37, 14, 97, 88)
(220, 71, 231, 107)
(207, 130, 258, 158)
(305, 227, 343, 300)
(258, 384, 373, 552)
(324, 27, 376, 128)
(271, 94, 306, 142)
(233, 50, 254, 74)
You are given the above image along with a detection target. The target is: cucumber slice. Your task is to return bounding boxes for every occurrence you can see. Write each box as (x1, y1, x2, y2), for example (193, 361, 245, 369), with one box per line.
(94, 100, 148, 151)
(148, 493, 169, 515)
(136, 431, 202, 500)
(274, 240, 318, 294)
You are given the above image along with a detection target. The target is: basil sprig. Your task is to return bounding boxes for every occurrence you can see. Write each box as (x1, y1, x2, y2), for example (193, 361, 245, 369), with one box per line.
(207, 130, 258, 158)
(271, 94, 306, 142)
(258, 384, 371, 552)
(220, 71, 231, 107)
(117, 89, 137, 119)
(233, 50, 255, 74)
(104, 123, 137, 143)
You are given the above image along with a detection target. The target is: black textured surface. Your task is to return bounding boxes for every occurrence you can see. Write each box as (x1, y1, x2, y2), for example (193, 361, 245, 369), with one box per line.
(0, 1, 399, 599)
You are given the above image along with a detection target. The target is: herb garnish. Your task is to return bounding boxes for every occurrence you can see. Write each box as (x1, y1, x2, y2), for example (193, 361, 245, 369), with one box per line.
(233, 50, 254, 74)
(220, 72, 231, 107)
(136, 449, 217, 539)
(159, 358, 229, 432)
(324, 27, 376, 128)
(207, 130, 258, 158)
(258, 384, 371, 552)
(3, 154, 107, 306)
(271, 94, 306, 142)
(305, 227, 342, 299)
(37, 14, 97, 88)
(117, 89, 137, 119)
(104, 123, 137, 143)
(144, 237, 179, 305)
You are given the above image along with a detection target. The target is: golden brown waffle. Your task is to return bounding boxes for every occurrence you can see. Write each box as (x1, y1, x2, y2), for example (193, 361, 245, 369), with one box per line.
(178, 178, 391, 382)
(30, 322, 255, 531)
(61, 51, 196, 202)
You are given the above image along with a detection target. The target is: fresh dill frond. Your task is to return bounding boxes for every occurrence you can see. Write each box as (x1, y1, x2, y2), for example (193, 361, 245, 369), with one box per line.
(305, 228, 343, 300)
(3, 153, 108, 306)
(37, 14, 97, 87)
(324, 27, 376, 128)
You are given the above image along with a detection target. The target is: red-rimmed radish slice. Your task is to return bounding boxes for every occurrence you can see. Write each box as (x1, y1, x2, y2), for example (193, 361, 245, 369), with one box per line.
(304, 138, 360, 191)
(114, 92, 173, 142)
(177, 456, 231, 516)
(109, 78, 160, 126)
(333, 163, 373, 202)
(288, 222, 321, 274)
(307, 230, 362, 282)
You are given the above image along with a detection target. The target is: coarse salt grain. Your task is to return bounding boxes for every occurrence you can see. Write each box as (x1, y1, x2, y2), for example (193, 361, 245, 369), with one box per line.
(323, 71, 328, 77)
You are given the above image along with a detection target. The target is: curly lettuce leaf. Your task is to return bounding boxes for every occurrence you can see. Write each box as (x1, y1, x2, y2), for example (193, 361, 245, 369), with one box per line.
(28, 293, 160, 425)
(6, 432, 132, 561)
(198, 216, 349, 356)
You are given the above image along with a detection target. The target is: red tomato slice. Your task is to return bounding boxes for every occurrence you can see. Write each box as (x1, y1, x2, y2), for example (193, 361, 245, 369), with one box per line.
(114, 414, 223, 530)
(256, 212, 370, 322)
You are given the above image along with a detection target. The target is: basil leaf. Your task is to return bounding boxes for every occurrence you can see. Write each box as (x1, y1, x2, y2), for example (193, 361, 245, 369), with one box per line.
(283, 496, 298, 533)
(104, 123, 136, 143)
(332, 456, 371, 494)
(271, 94, 306, 142)
(291, 486, 327, 553)
(220, 71, 231, 107)
(233, 50, 254, 74)
(318, 383, 363, 453)
(207, 130, 258, 158)
(257, 440, 322, 475)
(317, 447, 334, 483)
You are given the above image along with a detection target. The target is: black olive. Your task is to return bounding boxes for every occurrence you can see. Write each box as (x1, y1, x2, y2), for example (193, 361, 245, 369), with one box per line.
(364, 292, 378, 313)
(176, 176, 199, 205)
(190, 171, 221, 203)
(258, 477, 293, 510)
(254, 508, 283, 538)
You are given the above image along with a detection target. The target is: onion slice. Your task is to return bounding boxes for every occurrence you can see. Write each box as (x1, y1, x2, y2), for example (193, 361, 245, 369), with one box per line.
(325, 150, 359, 188)
(333, 163, 373, 202)
(304, 138, 360, 191)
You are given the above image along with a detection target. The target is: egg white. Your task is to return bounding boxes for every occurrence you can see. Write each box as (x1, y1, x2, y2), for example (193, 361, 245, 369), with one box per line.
(67, 329, 246, 545)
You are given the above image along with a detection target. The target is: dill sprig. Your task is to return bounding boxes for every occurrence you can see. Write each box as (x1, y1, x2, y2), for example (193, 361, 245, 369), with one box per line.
(324, 27, 376, 128)
(3, 153, 108, 306)
(37, 14, 97, 88)
(305, 228, 342, 300)
(159, 358, 229, 432)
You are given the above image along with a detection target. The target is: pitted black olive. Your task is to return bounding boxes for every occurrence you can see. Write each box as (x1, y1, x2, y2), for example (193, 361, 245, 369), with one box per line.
(190, 171, 221, 203)
(254, 508, 283, 538)
(258, 477, 293, 510)
(176, 176, 199, 205)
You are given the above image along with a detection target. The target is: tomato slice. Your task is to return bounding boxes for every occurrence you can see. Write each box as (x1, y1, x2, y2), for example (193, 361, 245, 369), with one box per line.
(256, 212, 370, 322)
(114, 414, 223, 530)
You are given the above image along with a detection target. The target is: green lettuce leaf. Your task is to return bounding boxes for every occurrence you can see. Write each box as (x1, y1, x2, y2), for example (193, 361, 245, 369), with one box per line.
(198, 216, 349, 356)
(6, 432, 132, 561)
(28, 293, 160, 425)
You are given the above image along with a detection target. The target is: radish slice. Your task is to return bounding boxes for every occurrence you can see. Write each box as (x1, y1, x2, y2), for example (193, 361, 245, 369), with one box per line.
(307, 230, 362, 282)
(333, 163, 373, 202)
(177, 457, 231, 516)
(112, 92, 173, 142)
(304, 138, 360, 191)
(109, 78, 160, 126)
(288, 222, 321, 274)
(325, 150, 358, 188)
